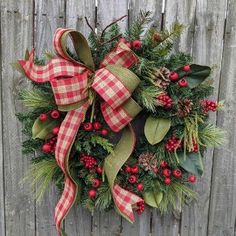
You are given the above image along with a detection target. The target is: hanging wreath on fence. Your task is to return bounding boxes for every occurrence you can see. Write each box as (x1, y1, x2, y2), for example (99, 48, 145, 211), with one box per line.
(15, 11, 225, 236)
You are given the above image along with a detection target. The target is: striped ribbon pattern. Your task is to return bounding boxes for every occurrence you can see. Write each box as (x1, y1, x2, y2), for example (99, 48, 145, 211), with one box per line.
(18, 28, 143, 236)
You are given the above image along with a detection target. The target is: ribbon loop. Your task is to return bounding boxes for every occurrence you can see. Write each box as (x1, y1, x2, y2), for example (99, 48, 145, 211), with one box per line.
(18, 27, 143, 236)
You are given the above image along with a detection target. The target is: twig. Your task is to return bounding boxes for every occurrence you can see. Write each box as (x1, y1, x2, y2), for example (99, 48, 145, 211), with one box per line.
(100, 15, 127, 40)
(100, 34, 122, 46)
(85, 16, 95, 33)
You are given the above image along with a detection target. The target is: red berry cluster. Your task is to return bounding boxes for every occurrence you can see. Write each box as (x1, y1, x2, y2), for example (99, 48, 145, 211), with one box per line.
(118, 38, 142, 50)
(165, 135, 182, 152)
(201, 100, 218, 113)
(157, 94, 172, 109)
(169, 64, 191, 88)
(80, 154, 97, 169)
(135, 201, 145, 215)
(42, 137, 57, 154)
(124, 165, 144, 191)
(39, 110, 61, 122)
(82, 121, 108, 137)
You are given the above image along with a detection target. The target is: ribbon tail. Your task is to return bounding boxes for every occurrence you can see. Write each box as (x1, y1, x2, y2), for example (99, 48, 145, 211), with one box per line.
(54, 102, 89, 236)
(104, 124, 143, 222)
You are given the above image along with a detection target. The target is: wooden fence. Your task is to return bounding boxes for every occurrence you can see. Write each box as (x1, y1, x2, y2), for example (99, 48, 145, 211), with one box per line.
(0, 0, 235, 235)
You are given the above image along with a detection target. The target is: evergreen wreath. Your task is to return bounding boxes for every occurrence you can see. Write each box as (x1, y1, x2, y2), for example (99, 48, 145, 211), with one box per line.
(15, 11, 225, 236)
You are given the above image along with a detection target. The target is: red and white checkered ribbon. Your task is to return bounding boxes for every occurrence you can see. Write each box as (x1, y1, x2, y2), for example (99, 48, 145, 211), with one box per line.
(19, 28, 143, 236)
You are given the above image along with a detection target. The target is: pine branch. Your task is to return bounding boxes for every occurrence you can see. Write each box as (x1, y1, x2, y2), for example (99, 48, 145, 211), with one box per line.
(127, 10, 152, 40)
(90, 135, 114, 154)
(19, 88, 56, 109)
(95, 183, 113, 210)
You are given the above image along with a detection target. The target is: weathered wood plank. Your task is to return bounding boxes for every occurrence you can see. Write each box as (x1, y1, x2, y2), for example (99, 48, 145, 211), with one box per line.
(34, 1, 65, 235)
(97, 0, 128, 32)
(179, 0, 227, 235)
(64, 1, 95, 235)
(164, 0, 196, 53)
(1, 0, 35, 235)
(207, 0, 236, 235)
(0, 2, 5, 235)
(66, 0, 96, 37)
(34, 0, 65, 57)
(129, 0, 163, 32)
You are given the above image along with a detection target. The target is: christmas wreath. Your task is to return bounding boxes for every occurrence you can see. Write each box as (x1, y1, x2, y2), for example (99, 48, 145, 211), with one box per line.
(15, 12, 225, 236)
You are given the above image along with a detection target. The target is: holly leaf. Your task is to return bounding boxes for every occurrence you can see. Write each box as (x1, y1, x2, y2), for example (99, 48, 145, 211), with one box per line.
(32, 117, 59, 140)
(176, 64, 211, 88)
(178, 152, 204, 177)
(144, 116, 171, 145)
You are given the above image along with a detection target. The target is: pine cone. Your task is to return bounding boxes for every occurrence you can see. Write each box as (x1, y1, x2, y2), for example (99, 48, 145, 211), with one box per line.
(151, 67, 171, 89)
(177, 99, 193, 117)
(138, 152, 157, 171)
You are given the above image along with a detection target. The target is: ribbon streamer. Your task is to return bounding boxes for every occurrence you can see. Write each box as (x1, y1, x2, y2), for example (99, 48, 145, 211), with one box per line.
(18, 28, 143, 236)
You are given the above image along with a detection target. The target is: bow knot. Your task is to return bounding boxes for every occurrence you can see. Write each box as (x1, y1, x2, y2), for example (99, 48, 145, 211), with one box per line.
(18, 28, 143, 236)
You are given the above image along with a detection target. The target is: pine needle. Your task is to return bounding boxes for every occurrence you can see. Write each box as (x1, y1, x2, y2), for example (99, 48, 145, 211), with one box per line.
(22, 159, 60, 202)
(19, 89, 55, 109)
(199, 124, 226, 147)
(95, 183, 112, 210)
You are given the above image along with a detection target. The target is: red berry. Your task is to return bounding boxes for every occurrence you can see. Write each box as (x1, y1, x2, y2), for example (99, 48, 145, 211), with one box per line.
(137, 183, 144, 191)
(162, 168, 171, 177)
(83, 122, 93, 131)
(188, 175, 197, 183)
(52, 126, 60, 135)
(92, 179, 101, 188)
(128, 175, 137, 184)
(183, 64, 191, 72)
(169, 72, 179, 81)
(125, 42, 131, 48)
(42, 143, 51, 153)
(118, 38, 126, 43)
(131, 166, 139, 174)
(51, 110, 60, 119)
(178, 78, 188, 87)
(160, 160, 168, 168)
(39, 113, 47, 121)
(164, 177, 171, 185)
(96, 166, 103, 175)
(136, 201, 145, 214)
(101, 128, 108, 136)
(124, 166, 132, 173)
(172, 169, 182, 178)
(93, 121, 101, 130)
(88, 189, 97, 198)
(157, 94, 172, 109)
(132, 40, 142, 49)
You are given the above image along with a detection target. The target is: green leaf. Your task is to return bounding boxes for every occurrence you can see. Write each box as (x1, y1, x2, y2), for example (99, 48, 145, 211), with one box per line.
(178, 152, 204, 177)
(143, 183, 163, 208)
(32, 117, 59, 140)
(144, 116, 171, 145)
(176, 64, 211, 88)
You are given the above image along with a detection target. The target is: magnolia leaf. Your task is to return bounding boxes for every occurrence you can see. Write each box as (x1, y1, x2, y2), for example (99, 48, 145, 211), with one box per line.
(176, 64, 211, 88)
(143, 189, 163, 208)
(144, 116, 171, 145)
(32, 117, 59, 140)
(178, 152, 204, 177)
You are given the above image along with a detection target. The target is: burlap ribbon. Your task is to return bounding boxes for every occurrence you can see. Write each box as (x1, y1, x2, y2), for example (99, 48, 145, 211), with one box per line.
(18, 28, 143, 236)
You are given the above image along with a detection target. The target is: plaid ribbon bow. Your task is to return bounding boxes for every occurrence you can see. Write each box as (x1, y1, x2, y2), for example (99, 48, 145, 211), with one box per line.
(18, 28, 144, 236)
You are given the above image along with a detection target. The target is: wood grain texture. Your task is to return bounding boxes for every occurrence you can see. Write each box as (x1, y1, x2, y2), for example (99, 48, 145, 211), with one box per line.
(1, 0, 35, 236)
(0, 2, 5, 236)
(66, 0, 96, 37)
(33, 1, 65, 235)
(182, 0, 228, 235)
(207, 0, 236, 235)
(165, 0, 196, 53)
(34, 0, 65, 57)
